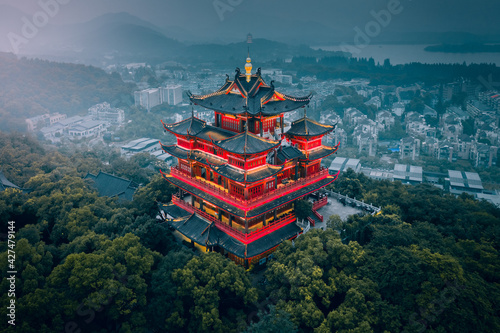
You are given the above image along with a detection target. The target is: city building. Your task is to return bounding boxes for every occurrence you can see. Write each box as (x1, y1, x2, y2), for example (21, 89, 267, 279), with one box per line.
(392, 102, 405, 116)
(26, 113, 67, 131)
(393, 164, 423, 185)
(376, 110, 395, 130)
(89, 102, 125, 125)
(329, 157, 361, 174)
(400, 137, 420, 160)
(361, 168, 393, 181)
(67, 120, 105, 138)
(121, 137, 161, 157)
(364, 96, 381, 109)
(162, 85, 183, 105)
(159, 57, 339, 267)
(447, 170, 484, 196)
(134, 88, 161, 111)
(135, 86, 184, 109)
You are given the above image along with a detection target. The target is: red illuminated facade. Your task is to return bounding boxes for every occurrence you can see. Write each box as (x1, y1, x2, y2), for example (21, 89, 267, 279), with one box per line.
(160, 56, 339, 266)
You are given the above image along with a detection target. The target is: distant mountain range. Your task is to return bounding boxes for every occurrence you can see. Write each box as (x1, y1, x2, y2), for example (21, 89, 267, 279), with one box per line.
(0, 10, 498, 64)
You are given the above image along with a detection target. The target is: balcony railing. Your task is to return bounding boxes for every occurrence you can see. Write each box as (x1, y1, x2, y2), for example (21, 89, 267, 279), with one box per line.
(313, 196, 328, 210)
(172, 195, 296, 244)
(313, 210, 324, 222)
(169, 166, 330, 209)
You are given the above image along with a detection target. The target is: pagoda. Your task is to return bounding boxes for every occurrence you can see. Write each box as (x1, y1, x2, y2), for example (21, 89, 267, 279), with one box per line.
(159, 54, 340, 267)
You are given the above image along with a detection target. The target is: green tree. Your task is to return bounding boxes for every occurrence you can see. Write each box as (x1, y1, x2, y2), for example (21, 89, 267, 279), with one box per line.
(294, 199, 312, 221)
(167, 253, 258, 333)
(246, 305, 298, 333)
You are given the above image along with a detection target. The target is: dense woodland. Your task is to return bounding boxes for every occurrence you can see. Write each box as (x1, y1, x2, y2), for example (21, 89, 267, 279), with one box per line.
(0, 53, 135, 132)
(0, 132, 499, 332)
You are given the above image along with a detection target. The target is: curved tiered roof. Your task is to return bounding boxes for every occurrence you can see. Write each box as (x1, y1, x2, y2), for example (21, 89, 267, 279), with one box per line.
(303, 143, 340, 161)
(162, 117, 235, 141)
(213, 129, 280, 155)
(286, 116, 335, 138)
(188, 68, 311, 116)
(161, 117, 206, 136)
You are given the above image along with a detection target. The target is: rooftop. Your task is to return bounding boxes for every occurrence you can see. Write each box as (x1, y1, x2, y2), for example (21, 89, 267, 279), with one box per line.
(188, 67, 311, 116)
(0, 171, 20, 191)
(286, 116, 335, 138)
(393, 164, 423, 183)
(213, 129, 280, 155)
(162, 205, 302, 258)
(85, 171, 139, 201)
(448, 170, 484, 190)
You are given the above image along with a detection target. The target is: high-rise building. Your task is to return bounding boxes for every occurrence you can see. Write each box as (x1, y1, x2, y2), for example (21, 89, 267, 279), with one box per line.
(159, 56, 339, 267)
(134, 88, 161, 111)
(161, 85, 183, 105)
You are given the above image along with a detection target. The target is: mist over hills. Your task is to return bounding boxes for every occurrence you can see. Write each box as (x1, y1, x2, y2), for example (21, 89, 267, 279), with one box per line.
(0, 52, 135, 132)
(1, 8, 499, 65)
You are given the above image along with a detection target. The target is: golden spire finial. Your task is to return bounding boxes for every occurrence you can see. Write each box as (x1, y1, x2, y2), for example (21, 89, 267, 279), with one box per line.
(245, 47, 252, 82)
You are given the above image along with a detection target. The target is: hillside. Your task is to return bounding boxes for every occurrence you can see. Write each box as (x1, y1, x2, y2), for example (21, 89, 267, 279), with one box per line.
(0, 53, 135, 132)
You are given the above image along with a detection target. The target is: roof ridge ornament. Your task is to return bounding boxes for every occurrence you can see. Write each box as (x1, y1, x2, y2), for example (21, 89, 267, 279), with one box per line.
(245, 47, 252, 83)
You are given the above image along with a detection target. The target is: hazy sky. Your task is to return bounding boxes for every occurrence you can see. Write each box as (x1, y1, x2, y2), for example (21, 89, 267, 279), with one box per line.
(1, 0, 498, 34)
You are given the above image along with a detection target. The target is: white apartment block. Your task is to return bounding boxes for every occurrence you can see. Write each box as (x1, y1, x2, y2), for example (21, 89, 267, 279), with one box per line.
(162, 85, 183, 105)
(134, 88, 161, 111)
(135, 85, 183, 110)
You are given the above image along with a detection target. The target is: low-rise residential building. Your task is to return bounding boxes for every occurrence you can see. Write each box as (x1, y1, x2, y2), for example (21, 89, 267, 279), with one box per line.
(441, 113, 463, 141)
(39, 124, 65, 141)
(26, 113, 67, 131)
(356, 132, 377, 156)
(344, 107, 366, 126)
(331, 127, 348, 148)
(471, 143, 497, 168)
(89, 102, 125, 125)
(456, 135, 474, 160)
(392, 102, 405, 116)
(376, 110, 395, 130)
(365, 96, 382, 109)
(399, 137, 420, 160)
(68, 120, 105, 138)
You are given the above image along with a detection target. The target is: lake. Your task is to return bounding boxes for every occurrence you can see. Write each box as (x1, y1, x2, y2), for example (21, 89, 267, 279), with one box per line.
(312, 44, 500, 66)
